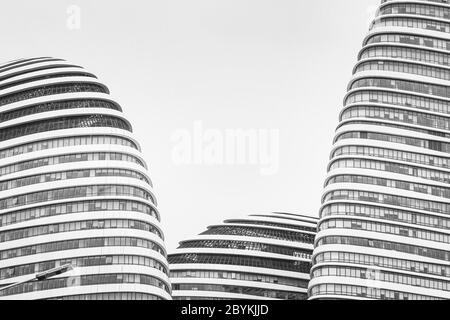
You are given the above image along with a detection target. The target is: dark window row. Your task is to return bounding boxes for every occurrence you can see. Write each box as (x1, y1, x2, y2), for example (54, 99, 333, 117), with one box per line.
(324, 189, 450, 216)
(173, 297, 231, 300)
(249, 214, 317, 227)
(1, 254, 168, 281)
(0, 184, 156, 210)
(339, 119, 450, 139)
(0, 168, 149, 192)
(225, 219, 316, 232)
(178, 239, 312, 259)
(317, 235, 450, 262)
(0, 63, 81, 83)
(0, 236, 165, 261)
(0, 115, 131, 142)
(331, 155, 450, 183)
(337, 131, 450, 154)
(0, 273, 169, 297)
(0, 58, 61, 75)
(172, 283, 306, 300)
(345, 90, 450, 116)
(321, 203, 450, 231)
(168, 253, 311, 273)
(372, 16, 450, 33)
(50, 292, 161, 300)
(0, 199, 158, 228)
(366, 33, 450, 51)
(360, 45, 450, 67)
(0, 71, 96, 92)
(382, 0, 450, 6)
(314, 250, 450, 278)
(351, 77, 450, 99)
(0, 135, 138, 160)
(0, 83, 107, 107)
(341, 105, 450, 131)
(327, 174, 450, 200)
(0, 151, 144, 177)
(170, 269, 308, 288)
(0, 99, 121, 123)
(319, 216, 450, 245)
(0, 218, 162, 243)
(332, 145, 450, 170)
(355, 59, 450, 81)
(201, 225, 315, 244)
(313, 265, 450, 292)
(380, 3, 450, 20)
(309, 283, 439, 300)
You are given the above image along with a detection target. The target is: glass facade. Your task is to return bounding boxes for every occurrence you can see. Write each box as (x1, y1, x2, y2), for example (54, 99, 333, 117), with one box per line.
(168, 212, 317, 300)
(309, 0, 450, 300)
(0, 57, 170, 300)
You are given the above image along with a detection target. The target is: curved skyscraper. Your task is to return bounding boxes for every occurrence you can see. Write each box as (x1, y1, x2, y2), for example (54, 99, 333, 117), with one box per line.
(0, 57, 171, 300)
(169, 212, 317, 300)
(309, 0, 450, 300)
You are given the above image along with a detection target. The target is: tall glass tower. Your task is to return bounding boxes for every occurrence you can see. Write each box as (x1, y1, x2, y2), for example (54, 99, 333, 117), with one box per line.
(169, 212, 317, 300)
(0, 57, 171, 300)
(309, 1, 450, 300)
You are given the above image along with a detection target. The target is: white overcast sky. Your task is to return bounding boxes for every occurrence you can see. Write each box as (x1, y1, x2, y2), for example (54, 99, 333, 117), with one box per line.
(0, 0, 381, 251)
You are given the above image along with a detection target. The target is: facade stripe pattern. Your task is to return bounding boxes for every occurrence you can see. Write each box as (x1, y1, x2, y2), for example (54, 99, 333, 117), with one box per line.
(309, 0, 450, 300)
(0, 57, 171, 300)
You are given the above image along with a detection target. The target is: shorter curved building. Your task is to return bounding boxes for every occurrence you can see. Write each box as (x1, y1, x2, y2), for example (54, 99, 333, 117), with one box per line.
(168, 212, 318, 300)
